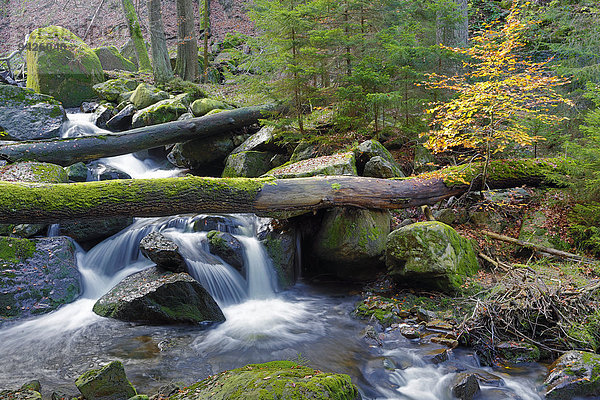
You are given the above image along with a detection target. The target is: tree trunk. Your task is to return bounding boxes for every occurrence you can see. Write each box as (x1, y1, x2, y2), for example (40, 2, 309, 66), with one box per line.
(0, 159, 564, 224)
(0, 104, 277, 166)
(201, 0, 210, 79)
(121, 0, 152, 71)
(436, 0, 468, 47)
(175, 0, 198, 81)
(148, 0, 173, 83)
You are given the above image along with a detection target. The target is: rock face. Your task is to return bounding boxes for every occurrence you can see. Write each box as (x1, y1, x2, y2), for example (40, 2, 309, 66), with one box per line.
(92, 267, 225, 324)
(386, 221, 478, 293)
(26, 26, 104, 107)
(265, 152, 357, 179)
(222, 151, 274, 178)
(93, 46, 137, 72)
(206, 231, 244, 272)
(190, 98, 232, 117)
(313, 208, 390, 280)
(0, 162, 68, 183)
(0, 84, 66, 141)
(167, 361, 361, 400)
(544, 351, 600, 400)
(132, 93, 190, 128)
(139, 232, 187, 273)
(93, 78, 139, 102)
(75, 361, 137, 400)
(0, 237, 81, 324)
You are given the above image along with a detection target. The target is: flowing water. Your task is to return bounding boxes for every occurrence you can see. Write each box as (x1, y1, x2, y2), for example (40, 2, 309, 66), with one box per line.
(0, 114, 548, 399)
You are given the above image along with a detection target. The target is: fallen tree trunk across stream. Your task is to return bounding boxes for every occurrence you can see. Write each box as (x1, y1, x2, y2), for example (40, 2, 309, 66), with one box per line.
(0, 104, 277, 166)
(0, 158, 565, 224)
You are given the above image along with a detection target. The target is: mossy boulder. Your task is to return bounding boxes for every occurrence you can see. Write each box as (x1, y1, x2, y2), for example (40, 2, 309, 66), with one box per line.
(93, 78, 139, 103)
(544, 351, 600, 400)
(222, 151, 274, 178)
(206, 231, 244, 273)
(354, 139, 403, 177)
(290, 141, 320, 163)
(0, 162, 68, 183)
(92, 266, 225, 324)
(313, 208, 390, 281)
(131, 93, 190, 128)
(139, 232, 187, 273)
(258, 226, 297, 289)
(0, 390, 42, 400)
(167, 134, 241, 171)
(231, 126, 282, 154)
(190, 98, 232, 117)
(167, 361, 361, 400)
(413, 143, 437, 173)
(75, 361, 137, 400)
(518, 210, 569, 251)
(93, 46, 137, 72)
(386, 221, 478, 293)
(363, 156, 404, 179)
(264, 152, 357, 179)
(130, 83, 169, 109)
(0, 236, 81, 324)
(0, 84, 66, 141)
(26, 26, 104, 107)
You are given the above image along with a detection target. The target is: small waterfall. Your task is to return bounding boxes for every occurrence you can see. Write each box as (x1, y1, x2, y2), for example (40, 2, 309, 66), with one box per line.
(238, 236, 278, 299)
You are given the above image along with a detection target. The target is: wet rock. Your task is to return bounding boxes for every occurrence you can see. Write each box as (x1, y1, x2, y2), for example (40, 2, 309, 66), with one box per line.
(451, 372, 480, 400)
(106, 104, 136, 131)
(51, 391, 71, 400)
(425, 348, 449, 364)
(92, 267, 225, 324)
(59, 217, 134, 244)
(167, 133, 242, 171)
(149, 383, 181, 400)
(544, 351, 600, 399)
(94, 46, 137, 72)
(363, 156, 404, 179)
(26, 26, 104, 107)
(222, 151, 274, 178)
(19, 381, 41, 393)
(0, 84, 66, 140)
(168, 361, 361, 400)
(473, 370, 504, 387)
(192, 215, 240, 233)
(383, 358, 396, 371)
(130, 83, 169, 109)
(10, 224, 47, 238)
(65, 162, 89, 182)
(87, 162, 132, 180)
(0, 236, 81, 324)
(93, 78, 139, 103)
(132, 93, 191, 128)
(496, 341, 540, 363)
(258, 225, 297, 289)
(400, 325, 421, 339)
(140, 232, 187, 273)
(430, 336, 458, 349)
(190, 98, 232, 117)
(75, 361, 137, 400)
(386, 221, 479, 293)
(0, 390, 42, 400)
(92, 104, 116, 130)
(265, 152, 357, 178)
(416, 307, 437, 322)
(207, 231, 244, 272)
(80, 101, 99, 113)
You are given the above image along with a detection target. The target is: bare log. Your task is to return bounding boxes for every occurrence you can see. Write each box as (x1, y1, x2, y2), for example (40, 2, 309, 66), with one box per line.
(0, 104, 277, 166)
(0, 158, 565, 224)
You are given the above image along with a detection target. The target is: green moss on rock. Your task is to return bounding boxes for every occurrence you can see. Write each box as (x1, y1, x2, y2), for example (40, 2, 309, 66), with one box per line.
(93, 78, 139, 102)
(222, 151, 274, 178)
(75, 361, 137, 400)
(190, 98, 232, 117)
(131, 93, 191, 128)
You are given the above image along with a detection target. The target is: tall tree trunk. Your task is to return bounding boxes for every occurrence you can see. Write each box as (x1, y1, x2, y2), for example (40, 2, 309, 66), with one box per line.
(121, 0, 152, 71)
(148, 0, 173, 82)
(201, 0, 210, 79)
(175, 0, 198, 81)
(436, 0, 468, 47)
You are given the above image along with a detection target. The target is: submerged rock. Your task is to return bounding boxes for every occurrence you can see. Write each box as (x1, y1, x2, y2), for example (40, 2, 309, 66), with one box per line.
(544, 351, 600, 399)
(0, 84, 66, 141)
(265, 152, 357, 179)
(451, 373, 480, 400)
(75, 361, 137, 400)
(26, 26, 104, 107)
(139, 232, 187, 273)
(167, 361, 361, 400)
(258, 225, 297, 289)
(92, 267, 225, 324)
(386, 221, 478, 293)
(206, 231, 244, 272)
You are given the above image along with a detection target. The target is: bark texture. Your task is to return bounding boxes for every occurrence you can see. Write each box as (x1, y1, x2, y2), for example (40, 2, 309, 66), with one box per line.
(121, 0, 152, 71)
(175, 0, 198, 81)
(148, 0, 173, 82)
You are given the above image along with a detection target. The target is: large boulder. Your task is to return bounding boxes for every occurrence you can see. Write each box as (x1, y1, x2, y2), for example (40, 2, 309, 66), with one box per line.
(92, 267, 225, 324)
(312, 208, 390, 281)
(363, 156, 403, 179)
(230, 126, 282, 154)
(544, 351, 600, 399)
(167, 134, 239, 171)
(131, 93, 190, 128)
(386, 221, 478, 293)
(222, 151, 274, 178)
(91, 104, 116, 130)
(93, 46, 137, 72)
(264, 152, 357, 179)
(75, 361, 137, 400)
(106, 104, 136, 131)
(59, 218, 134, 244)
(190, 98, 232, 117)
(167, 361, 361, 400)
(130, 83, 169, 109)
(0, 84, 66, 141)
(0, 162, 68, 183)
(0, 236, 81, 324)
(354, 139, 403, 177)
(26, 26, 104, 107)
(139, 232, 187, 273)
(206, 231, 244, 273)
(258, 226, 297, 289)
(93, 78, 139, 103)
(290, 141, 320, 163)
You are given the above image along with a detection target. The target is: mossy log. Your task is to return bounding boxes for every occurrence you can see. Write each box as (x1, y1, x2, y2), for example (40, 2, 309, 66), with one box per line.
(0, 159, 565, 224)
(0, 104, 277, 166)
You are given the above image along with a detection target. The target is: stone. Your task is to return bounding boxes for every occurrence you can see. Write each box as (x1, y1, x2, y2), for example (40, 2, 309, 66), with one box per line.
(130, 83, 169, 109)
(206, 231, 244, 272)
(496, 341, 540, 363)
(425, 349, 449, 364)
(355, 139, 403, 177)
(132, 94, 191, 128)
(230, 126, 281, 154)
(106, 104, 136, 131)
(0, 390, 42, 400)
(190, 98, 232, 117)
(120, 39, 138, 68)
(222, 151, 274, 178)
(59, 217, 134, 244)
(544, 351, 600, 399)
(290, 141, 320, 162)
(312, 207, 390, 281)
(386, 221, 479, 293)
(93, 78, 139, 103)
(430, 336, 458, 348)
(26, 26, 104, 107)
(192, 215, 240, 233)
(0, 162, 68, 183)
(80, 101, 98, 113)
(93, 46, 137, 72)
(0, 84, 66, 141)
(483, 187, 532, 205)
(92, 267, 225, 324)
(87, 162, 132, 180)
(416, 307, 437, 322)
(258, 226, 297, 289)
(167, 361, 361, 400)
(65, 162, 89, 182)
(167, 134, 238, 171)
(51, 391, 71, 400)
(75, 361, 137, 400)
(19, 381, 41, 393)
(400, 325, 421, 339)
(139, 232, 187, 273)
(519, 210, 568, 250)
(363, 156, 404, 178)
(264, 152, 357, 179)
(11, 224, 47, 238)
(92, 104, 116, 130)
(0, 236, 81, 325)
(451, 373, 480, 400)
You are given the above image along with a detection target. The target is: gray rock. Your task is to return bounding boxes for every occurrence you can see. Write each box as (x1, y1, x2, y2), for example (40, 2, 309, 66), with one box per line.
(131, 94, 191, 128)
(106, 104, 136, 131)
(258, 226, 297, 289)
(119, 39, 139, 68)
(19, 381, 41, 393)
(75, 361, 137, 400)
(207, 231, 244, 273)
(264, 152, 357, 179)
(11, 224, 46, 238)
(416, 307, 437, 322)
(355, 140, 402, 175)
(290, 141, 320, 162)
(545, 351, 600, 399)
(425, 349, 449, 364)
(451, 373, 480, 400)
(0, 390, 42, 400)
(87, 162, 131, 180)
(168, 135, 237, 170)
(93, 46, 137, 72)
(139, 232, 187, 273)
(80, 102, 98, 113)
(0, 84, 66, 140)
(0, 162, 68, 183)
(91, 104, 116, 130)
(92, 78, 139, 102)
(65, 162, 88, 182)
(192, 215, 240, 233)
(222, 151, 274, 178)
(92, 267, 225, 324)
(496, 341, 540, 363)
(130, 83, 169, 109)
(231, 126, 281, 154)
(59, 217, 134, 244)
(363, 156, 404, 178)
